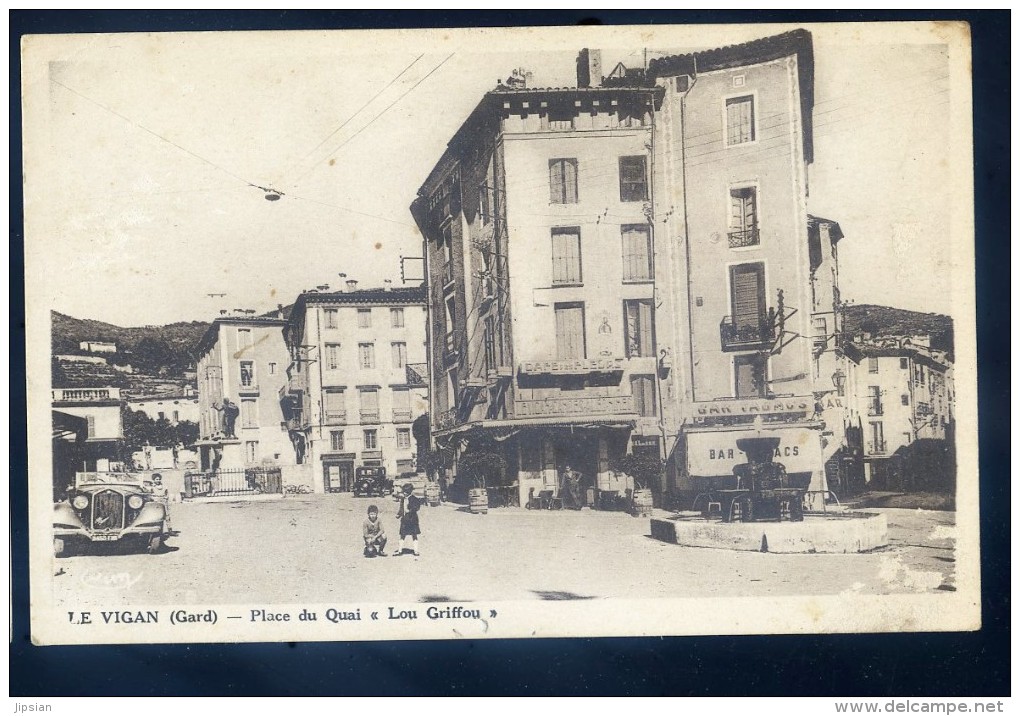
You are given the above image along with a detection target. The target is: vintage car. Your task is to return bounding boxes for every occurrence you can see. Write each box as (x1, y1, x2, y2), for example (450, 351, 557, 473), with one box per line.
(54, 472, 169, 556)
(353, 466, 390, 498)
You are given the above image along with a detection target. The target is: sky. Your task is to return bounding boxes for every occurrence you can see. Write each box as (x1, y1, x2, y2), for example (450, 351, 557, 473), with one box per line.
(23, 23, 965, 327)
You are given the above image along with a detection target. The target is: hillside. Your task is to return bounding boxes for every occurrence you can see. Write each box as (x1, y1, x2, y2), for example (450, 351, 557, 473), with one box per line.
(51, 311, 211, 379)
(843, 304, 954, 358)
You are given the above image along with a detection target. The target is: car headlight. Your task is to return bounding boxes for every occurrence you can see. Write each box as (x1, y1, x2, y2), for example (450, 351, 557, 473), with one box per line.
(72, 495, 89, 510)
(127, 495, 145, 510)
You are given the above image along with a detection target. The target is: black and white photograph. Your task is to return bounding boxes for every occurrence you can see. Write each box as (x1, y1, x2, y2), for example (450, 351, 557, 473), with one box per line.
(23, 21, 979, 645)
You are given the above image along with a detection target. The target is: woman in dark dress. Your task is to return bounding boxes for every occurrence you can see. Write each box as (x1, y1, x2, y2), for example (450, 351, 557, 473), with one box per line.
(396, 483, 422, 556)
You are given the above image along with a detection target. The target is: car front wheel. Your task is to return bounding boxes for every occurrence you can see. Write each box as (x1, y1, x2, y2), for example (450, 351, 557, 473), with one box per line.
(147, 535, 163, 555)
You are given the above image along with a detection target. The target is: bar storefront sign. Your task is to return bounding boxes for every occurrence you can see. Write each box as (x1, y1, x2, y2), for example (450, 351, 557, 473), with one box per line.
(686, 428, 822, 477)
(687, 396, 813, 418)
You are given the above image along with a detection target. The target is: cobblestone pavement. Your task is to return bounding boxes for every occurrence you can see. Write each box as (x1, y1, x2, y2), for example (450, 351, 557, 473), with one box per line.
(51, 494, 956, 608)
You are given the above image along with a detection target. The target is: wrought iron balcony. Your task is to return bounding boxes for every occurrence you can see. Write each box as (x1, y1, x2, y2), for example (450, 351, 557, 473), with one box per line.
(360, 409, 381, 424)
(868, 441, 888, 455)
(867, 402, 884, 417)
(392, 409, 413, 423)
(719, 314, 776, 352)
(727, 227, 760, 248)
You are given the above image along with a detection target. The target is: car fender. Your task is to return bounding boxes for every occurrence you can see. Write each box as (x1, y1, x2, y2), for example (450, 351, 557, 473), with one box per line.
(134, 501, 166, 528)
(53, 502, 84, 529)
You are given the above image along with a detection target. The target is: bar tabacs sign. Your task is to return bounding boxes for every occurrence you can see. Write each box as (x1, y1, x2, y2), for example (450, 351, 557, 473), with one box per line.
(686, 428, 822, 477)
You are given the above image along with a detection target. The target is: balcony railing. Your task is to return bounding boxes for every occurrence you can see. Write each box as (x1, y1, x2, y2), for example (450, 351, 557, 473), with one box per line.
(719, 314, 776, 352)
(727, 227, 760, 248)
(323, 411, 347, 425)
(360, 410, 380, 424)
(867, 403, 884, 417)
(868, 441, 888, 455)
(392, 409, 413, 423)
(52, 388, 121, 402)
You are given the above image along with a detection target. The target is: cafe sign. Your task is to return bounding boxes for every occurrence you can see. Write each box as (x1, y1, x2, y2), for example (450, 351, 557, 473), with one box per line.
(686, 396, 813, 419)
(519, 357, 625, 376)
(685, 427, 822, 477)
(515, 395, 635, 419)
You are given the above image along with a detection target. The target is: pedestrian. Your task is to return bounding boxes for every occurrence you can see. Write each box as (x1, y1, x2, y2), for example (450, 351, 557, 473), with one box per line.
(394, 483, 422, 557)
(150, 473, 171, 531)
(362, 504, 387, 558)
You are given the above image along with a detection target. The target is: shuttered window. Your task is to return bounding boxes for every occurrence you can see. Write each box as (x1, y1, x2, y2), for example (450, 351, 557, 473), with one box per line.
(730, 263, 766, 329)
(554, 303, 586, 359)
(241, 398, 258, 428)
(391, 342, 407, 369)
(325, 343, 341, 370)
(630, 375, 656, 417)
(726, 96, 755, 145)
(734, 355, 767, 398)
(324, 389, 346, 422)
(551, 227, 582, 284)
(619, 156, 648, 202)
(549, 159, 578, 204)
(359, 343, 375, 369)
(621, 224, 652, 280)
(624, 300, 654, 358)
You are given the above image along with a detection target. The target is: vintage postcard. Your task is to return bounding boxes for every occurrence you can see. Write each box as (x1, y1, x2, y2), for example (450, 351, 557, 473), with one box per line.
(23, 21, 978, 645)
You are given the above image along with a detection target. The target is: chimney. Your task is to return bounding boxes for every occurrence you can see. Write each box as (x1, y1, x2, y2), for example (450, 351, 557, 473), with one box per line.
(383, 279, 393, 292)
(577, 48, 602, 88)
(346, 279, 358, 292)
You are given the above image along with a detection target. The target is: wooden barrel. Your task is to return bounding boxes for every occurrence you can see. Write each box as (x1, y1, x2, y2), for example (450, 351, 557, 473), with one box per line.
(468, 488, 488, 514)
(631, 489, 653, 517)
(425, 481, 441, 506)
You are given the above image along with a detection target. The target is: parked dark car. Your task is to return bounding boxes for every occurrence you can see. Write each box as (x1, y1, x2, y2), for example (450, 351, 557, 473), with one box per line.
(353, 466, 390, 497)
(53, 472, 169, 556)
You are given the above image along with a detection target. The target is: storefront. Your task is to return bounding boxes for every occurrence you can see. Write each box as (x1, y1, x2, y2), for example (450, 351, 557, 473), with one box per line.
(670, 396, 826, 501)
(678, 422, 824, 495)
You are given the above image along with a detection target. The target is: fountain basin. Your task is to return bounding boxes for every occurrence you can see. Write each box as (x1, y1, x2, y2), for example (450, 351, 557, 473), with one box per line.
(650, 511, 888, 554)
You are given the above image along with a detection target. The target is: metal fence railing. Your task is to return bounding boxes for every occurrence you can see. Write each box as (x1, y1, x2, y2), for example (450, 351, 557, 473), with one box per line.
(184, 467, 283, 498)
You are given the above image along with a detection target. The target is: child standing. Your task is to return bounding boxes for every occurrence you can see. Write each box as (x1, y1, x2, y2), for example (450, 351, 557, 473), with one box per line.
(395, 483, 422, 556)
(362, 504, 387, 558)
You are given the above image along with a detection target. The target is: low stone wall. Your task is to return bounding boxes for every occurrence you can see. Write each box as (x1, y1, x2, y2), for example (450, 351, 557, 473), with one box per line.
(650, 512, 888, 554)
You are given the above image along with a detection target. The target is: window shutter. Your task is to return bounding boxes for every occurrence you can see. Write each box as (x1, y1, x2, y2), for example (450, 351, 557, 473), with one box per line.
(731, 265, 764, 328)
(639, 301, 653, 356)
(550, 161, 564, 203)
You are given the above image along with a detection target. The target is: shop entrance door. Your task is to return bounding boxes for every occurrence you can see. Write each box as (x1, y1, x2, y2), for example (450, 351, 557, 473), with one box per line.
(323, 461, 354, 493)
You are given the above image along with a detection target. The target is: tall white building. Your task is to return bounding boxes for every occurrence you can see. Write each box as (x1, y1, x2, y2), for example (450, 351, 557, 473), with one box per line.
(282, 281, 428, 492)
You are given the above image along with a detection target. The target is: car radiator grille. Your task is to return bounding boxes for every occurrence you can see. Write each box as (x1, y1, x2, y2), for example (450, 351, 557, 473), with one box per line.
(92, 490, 125, 530)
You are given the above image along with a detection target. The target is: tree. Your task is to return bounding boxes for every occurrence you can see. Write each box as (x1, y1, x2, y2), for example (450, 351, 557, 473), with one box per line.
(457, 450, 507, 490)
(612, 453, 664, 491)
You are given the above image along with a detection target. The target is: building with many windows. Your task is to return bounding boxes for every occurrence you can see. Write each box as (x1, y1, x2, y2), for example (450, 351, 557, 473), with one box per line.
(411, 56, 664, 506)
(843, 337, 954, 487)
(647, 30, 828, 502)
(281, 281, 428, 492)
(194, 312, 293, 472)
(413, 30, 837, 507)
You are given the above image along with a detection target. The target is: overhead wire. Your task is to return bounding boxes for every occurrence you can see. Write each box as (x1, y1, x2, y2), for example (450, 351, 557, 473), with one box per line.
(50, 77, 260, 190)
(289, 53, 456, 188)
(275, 53, 425, 186)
